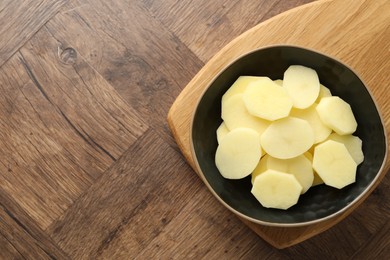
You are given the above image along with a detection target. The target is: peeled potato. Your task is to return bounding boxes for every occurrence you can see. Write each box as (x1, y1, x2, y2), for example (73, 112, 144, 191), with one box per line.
(222, 76, 265, 103)
(316, 96, 357, 135)
(267, 155, 314, 194)
(261, 117, 314, 159)
(251, 154, 270, 184)
(216, 122, 229, 144)
(215, 128, 262, 179)
(304, 151, 324, 186)
(327, 133, 364, 164)
(243, 78, 292, 121)
(290, 103, 332, 143)
(283, 65, 320, 109)
(274, 79, 283, 86)
(313, 140, 357, 189)
(251, 169, 302, 210)
(222, 94, 269, 134)
(316, 84, 332, 103)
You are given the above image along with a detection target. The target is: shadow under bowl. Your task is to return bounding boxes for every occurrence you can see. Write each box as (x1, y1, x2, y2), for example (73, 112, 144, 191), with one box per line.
(191, 45, 387, 226)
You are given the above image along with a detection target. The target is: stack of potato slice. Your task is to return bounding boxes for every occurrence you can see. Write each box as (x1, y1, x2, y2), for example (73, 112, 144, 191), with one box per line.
(215, 65, 364, 210)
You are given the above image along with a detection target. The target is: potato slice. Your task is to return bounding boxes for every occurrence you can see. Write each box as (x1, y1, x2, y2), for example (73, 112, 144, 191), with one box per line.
(290, 103, 332, 143)
(303, 152, 324, 186)
(243, 78, 293, 121)
(267, 155, 314, 194)
(222, 76, 266, 103)
(222, 94, 269, 134)
(327, 133, 364, 164)
(274, 79, 283, 86)
(283, 65, 320, 109)
(261, 117, 314, 159)
(215, 128, 262, 179)
(313, 140, 357, 189)
(251, 169, 302, 210)
(316, 96, 357, 135)
(216, 122, 229, 144)
(251, 154, 270, 184)
(315, 84, 332, 103)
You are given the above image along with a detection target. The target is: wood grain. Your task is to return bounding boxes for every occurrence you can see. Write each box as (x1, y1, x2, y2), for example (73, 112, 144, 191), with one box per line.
(0, 25, 147, 230)
(0, 0, 388, 258)
(0, 0, 67, 66)
(168, 0, 390, 248)
(145, 0, 314, 62)
(47, 129, 197, 259)
(45, 0, 203, 149)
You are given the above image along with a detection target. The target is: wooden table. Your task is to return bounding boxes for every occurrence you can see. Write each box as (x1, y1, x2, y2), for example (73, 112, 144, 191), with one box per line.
(0, 0, 388, 259)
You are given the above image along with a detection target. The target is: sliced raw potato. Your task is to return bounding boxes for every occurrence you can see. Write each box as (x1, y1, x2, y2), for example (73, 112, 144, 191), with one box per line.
(251, 154, 270, 184)
(316, 84, 332, 103)
(222, 76, 265, 103)
(251, 169, 302, 210)
(261, 117, 314, 159)
(303, 151, 324, 186)
(267, 155, 314, 194)
(283, 65, 320, 109)
(243, 78, 293, 121)
(316, 96, 357, 135)
(216, 122, 229, 144)
(312, 172, 325, 186)
(222, 94, 270, 134)
(274, 79, 283, 86)
(328, 133, 364, 164)
(313, 140, 357, 189)
(290, 104, 332, 143)
(215, 128, 262, 179)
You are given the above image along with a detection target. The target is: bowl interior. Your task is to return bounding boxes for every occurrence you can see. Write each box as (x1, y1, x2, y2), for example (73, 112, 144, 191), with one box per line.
(191, 46, 387, 225)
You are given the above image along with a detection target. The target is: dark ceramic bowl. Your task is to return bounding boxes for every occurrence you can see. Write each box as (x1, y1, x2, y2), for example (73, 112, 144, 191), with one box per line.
(191, 45, 387, 226)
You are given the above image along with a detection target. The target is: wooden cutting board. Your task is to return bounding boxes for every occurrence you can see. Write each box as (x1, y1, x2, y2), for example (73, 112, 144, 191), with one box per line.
(167, 0, 390, 248)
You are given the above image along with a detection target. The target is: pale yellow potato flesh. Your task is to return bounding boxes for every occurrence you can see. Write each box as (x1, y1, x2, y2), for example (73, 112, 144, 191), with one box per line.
(316, 96, 357, 135)
(313, 140, 357, 189)
(243, 78, 293, 121)
(216, 122, 229, 144)
(222, 94, 270, 134)
(303, 151, 324, 186)
(222, 76, 266, 103)
(267, 155, 314, 194)
(283, 65, 320, 109)
(251, 154, 270, 184)
(273, 79, 283, 86)
(216, 65, 363, 208)
(290, 103, 332, 143)
(327, 133, 364, 165)
(261, 117, 314, 159)
(315, 84, 332, 103)
(251, 169, 302, 210)
(215, 128, 262, 179)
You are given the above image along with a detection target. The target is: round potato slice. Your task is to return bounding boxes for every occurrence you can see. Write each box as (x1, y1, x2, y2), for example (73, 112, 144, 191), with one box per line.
(315, 84, 332, 103)
(283, 65, 320, 109)
(273, 79, 283, 86)
(251, 169, 302, 210)
(222, 94, 270, 134)
(243, 78, 293, 121)
(222, 76, 266, 103)
(267, 155, 314, 194)
(251, 154, 270, 184)
(313, 140, 357, 189)
(261, 117, 314, 159)
(215, 128, 262, 179)
(216, 122, 229, 144)
(316, 96, 357, 135)
(290, 103, 332, 143)
(327, 133, 364, 164)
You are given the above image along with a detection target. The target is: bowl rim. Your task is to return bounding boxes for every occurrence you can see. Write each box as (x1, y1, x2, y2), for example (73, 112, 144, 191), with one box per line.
(189, 44, 389, 227)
